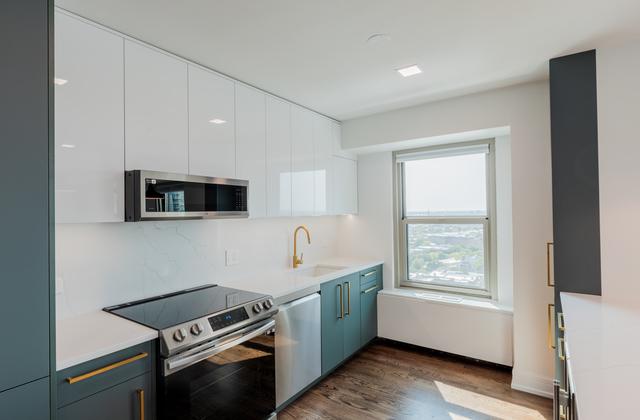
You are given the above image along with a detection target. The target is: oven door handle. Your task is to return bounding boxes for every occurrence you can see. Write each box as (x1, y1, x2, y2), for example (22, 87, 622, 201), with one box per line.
(164, 319, 275, 376)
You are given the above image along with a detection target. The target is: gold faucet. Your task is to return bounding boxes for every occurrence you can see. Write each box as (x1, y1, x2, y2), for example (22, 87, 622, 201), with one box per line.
(293, 225, 311, 268)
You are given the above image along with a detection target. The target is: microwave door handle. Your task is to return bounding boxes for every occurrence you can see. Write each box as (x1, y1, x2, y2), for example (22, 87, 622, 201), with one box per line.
(165, 319, 275, 375)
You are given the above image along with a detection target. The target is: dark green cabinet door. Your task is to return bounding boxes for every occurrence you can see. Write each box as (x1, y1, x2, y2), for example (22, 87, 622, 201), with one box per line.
(0, 377, 50, 420)
(321, 278, 345, 375)
(58, 373, 153, 420)
(342, 274, 361, 358)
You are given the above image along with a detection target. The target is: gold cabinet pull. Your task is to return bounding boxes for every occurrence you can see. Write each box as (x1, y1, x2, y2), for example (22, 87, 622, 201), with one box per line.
(362, 285, 377, 294)
(337, 284, 344, 319)
(547, 242, 554, 287)
(137, 389, 145, 420)
(344, 282, 351, 316)
(558, 312, 565, 331)
(66, 352, 148, 384)
(547, 304, 556, 349)
(558, 337, 566, 361)
(559, 404, 567, 420)
(362, 271, 376, 278)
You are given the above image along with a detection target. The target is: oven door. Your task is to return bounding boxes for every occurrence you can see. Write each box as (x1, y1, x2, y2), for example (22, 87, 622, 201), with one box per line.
(159, 319, 276, 420)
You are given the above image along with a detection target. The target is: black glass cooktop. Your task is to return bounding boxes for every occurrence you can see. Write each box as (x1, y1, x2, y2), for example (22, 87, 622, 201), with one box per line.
(104, 284, 267, 330)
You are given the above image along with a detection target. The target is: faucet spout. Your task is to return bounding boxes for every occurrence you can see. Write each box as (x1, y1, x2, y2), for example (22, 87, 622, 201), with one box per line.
(293, 225, 311, 268)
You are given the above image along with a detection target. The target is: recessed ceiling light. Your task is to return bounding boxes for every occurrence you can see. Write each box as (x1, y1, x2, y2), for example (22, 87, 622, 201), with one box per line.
(397, 65, 422, 77)
(208, 118, 227, 124)
(54, 78, 68, 86)
(60, 144, 76, 149)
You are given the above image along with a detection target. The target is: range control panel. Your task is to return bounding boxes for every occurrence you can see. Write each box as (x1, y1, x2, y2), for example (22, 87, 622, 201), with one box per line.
(208, 307, 249, 331)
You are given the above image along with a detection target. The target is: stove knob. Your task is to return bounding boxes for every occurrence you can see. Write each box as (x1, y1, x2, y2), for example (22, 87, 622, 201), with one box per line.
(190, 323, 204, 336)
(252, 302, 263, 314)
(173, 328, 187, 343)
(263, 298, 274, 309)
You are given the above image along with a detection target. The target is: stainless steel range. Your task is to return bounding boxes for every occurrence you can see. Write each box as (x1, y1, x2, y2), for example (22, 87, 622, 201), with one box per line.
(105, 284, 278, 420)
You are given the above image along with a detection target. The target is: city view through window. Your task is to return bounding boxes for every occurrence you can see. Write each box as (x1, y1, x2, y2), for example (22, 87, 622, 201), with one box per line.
(403, 150, 489, 291)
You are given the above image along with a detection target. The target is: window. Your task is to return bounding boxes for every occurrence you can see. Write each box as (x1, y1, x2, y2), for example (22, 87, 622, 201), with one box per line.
(395, 141, 496, 298)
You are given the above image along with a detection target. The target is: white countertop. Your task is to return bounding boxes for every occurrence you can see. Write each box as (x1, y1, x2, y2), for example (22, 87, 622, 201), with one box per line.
(229, 257, 384, 304)
(56, 310, 158, 371)
(560, 292, 640, 420)
(56, 257, 383, 371)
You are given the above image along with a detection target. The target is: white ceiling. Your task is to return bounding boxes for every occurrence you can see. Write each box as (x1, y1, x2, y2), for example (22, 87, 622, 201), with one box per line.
(55, 0, 640, 120)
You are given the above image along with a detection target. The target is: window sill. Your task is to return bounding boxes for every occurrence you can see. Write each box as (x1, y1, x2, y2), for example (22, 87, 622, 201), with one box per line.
(379, 288, 513, 315)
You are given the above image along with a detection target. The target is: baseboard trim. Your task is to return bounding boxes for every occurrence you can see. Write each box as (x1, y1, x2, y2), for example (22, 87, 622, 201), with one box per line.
(511, 369, 554, 398)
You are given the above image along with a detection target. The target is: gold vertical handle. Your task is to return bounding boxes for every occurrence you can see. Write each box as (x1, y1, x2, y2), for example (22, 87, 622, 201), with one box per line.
(547, 242, 554, 287)
(137, 389, 145, 420)
(558, 337, 566, 361)
(337, 284, 344, 319)
(547, 304, 556, 349)
(557, 312, 565, 331)
(345, 282, 351, 316)
(559, 404, 566, 420)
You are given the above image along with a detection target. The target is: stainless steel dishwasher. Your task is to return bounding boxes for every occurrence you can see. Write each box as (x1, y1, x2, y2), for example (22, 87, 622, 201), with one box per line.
(275, 292, 321, 408)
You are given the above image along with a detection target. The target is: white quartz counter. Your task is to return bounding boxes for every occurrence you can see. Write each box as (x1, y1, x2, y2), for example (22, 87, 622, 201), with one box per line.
(56, 310, 158, 371)
(560, 292, 640, 420)
(56, 257, 383, 370)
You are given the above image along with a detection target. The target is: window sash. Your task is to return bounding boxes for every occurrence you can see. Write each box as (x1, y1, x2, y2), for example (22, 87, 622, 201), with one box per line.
(399, 218, 491, 296)
(395, 140, 496, 299)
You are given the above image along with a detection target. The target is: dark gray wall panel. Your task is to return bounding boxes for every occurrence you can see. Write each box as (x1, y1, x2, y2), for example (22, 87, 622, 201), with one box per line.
(0, 0, 52, 394)
(550, 50, 602, 300)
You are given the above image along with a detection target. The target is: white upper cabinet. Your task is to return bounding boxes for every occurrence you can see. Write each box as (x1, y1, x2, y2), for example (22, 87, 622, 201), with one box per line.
(333, 156, 358, 214)
(331, 121, 356, 160)
(291, 106, 315, 216)
(188, 66, 236, 178)
(55, 12, 125, 223)
(266, 97, 292, 217)
(236, 84, 267, 218)
(124, 40, 188, 173)
(313, 115, 334, 215)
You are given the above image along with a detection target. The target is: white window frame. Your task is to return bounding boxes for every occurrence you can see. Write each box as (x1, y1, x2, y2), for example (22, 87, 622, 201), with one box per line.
(393, 139, 497, 299)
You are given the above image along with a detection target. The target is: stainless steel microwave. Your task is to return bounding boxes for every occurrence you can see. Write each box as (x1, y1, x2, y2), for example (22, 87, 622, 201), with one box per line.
(125, 170, 249, 221)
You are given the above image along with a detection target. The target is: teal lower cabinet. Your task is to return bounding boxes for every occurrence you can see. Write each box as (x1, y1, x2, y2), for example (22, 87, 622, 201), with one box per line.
(321, 265, 382, 375)
(0, 377, 50, 420)
(360, 265, 382, 346)
(57, 341, 155, 420)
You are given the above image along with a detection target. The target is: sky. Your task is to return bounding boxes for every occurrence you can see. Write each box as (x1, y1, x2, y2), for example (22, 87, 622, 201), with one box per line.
(404, 153, 487, 216)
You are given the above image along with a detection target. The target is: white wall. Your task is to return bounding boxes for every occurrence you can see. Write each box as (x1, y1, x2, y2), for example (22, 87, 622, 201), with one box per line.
(597, 41, 640, 301)
(341, 81, 555, 397)
(55, 216, 341, 319)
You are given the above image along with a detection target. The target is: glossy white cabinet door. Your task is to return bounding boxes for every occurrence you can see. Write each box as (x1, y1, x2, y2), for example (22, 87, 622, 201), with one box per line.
(291, 106, 315, 216)
(124, 40, 188, 173)
(55, 12, 125, 223)
(266, 97, 292, 217)
(313, 115, 334, 215)
(333, 156, 358, 214)
(236, 84, 267, 218)
(331, 121, 356, 159)
(188, 65, 236, 178)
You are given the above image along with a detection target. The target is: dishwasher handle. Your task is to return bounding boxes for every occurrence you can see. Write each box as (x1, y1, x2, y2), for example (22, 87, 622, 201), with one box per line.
(278, 292, 320, 311)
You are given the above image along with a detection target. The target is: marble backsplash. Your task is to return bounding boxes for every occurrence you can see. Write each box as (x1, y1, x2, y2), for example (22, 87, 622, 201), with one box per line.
(55, 216, 343, 319)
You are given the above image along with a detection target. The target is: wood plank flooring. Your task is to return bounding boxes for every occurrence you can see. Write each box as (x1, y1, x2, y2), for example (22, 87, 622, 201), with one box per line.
(280, 340, 552, 420)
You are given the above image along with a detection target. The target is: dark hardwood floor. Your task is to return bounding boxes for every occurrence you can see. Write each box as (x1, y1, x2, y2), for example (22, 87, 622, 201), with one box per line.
(280, 341, 552, 420)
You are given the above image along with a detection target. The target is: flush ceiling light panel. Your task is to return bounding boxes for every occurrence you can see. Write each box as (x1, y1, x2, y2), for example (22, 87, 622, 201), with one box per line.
(397, 65, 422, 77)
(54, 78, 68, 85)
(209, 118, 227, 124)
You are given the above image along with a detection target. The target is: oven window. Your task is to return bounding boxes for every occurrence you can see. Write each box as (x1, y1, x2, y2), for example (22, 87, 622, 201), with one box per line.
(159, 332, 275, 420)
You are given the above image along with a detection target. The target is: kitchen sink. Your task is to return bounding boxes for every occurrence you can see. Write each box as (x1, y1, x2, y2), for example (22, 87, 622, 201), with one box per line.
(295, 265, 346, 278)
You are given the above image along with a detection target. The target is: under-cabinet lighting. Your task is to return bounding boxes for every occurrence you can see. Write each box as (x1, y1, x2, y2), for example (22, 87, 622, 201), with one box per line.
(396, 65, 422, 77)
